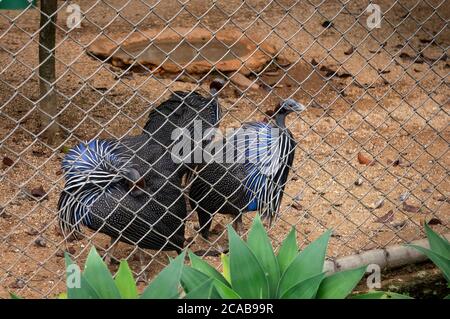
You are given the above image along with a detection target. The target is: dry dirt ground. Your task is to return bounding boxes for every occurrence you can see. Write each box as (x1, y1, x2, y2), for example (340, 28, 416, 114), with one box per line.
(0, 0, 448, 298)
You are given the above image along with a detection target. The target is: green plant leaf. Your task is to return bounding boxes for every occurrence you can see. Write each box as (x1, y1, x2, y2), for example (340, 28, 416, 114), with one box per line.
(228, 225, 269, 298)
(57, 292, 67, 299)
(424, 223, 450, 259)
(407, 244, 450, 282)
(188, 251, 228, 286)
(114, 260, 138, 299)
(185, 279, 218, 299)
(82, 247, 121, 299)
(9, 292, 22, 299)
(247, 215, 280, 297)
(316, 266, 366, 299)
(278, 229, 332, 297)
(64, 253, 99, 299)
(280, 272, 326, 299)
(214, 280, 241, 299)
(181, 265, 211, 294)
(221, 253, 231, 284)
(140, 251, 185, 299)
(277, 227, 298, 274)
(351, 291, 413, 299)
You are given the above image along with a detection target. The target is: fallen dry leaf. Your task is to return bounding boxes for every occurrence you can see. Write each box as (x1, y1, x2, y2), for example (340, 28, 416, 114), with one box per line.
(30, 186, 48, 199)
(26, 229, 39, 236)
(358, 152, 375, 165)
(375, 210, 394, 223)
(344, 47, 354, 55)
(427, 218, 442, 226)
(419, 38, 433, 44)
(392, 220, 407, 229)
(402, 202, 421, 213)
(373, 198, 385, 210)
(387, 158, 401, 166)
(290, 202, 303, 210)
(434, 196, 449, 203)
(34, 237, 47, 247)
(2, 156, 14, 167)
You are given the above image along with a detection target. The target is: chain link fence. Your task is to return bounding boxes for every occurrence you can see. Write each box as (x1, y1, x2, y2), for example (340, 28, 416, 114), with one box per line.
(0, 0, 448, 298)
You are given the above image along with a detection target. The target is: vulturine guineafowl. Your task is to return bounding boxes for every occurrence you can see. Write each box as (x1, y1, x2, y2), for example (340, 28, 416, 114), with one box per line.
(58, 79, 225, 258)
(187, 99, 305, 239)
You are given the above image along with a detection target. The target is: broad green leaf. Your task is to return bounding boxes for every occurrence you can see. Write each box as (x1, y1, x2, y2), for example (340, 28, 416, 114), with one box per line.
(351, 291, 413, 299)
(277, 227, 298, 274)
(82, 247, 121, 299)
(9, 293, 22, 299)
(424, 224, 450, 259)
(189, 251, 228, 286)
(114, 260, 138, 299)
(181, 265, 211, 294)
(57, 292, 67, 299)
(278, 229, 332, 297)
(185, 279, 218, 299)
(408, 245, 450, 282)
(316, 266, 366, 299)
(280, 273, 326, 299)
(140, 251, 185, 299)
(247, 215, 280, 297)
(221, 253, 230, 284)
(445, 294, 450, 299)
(228, 225, 269, 298)
(214, 280, 241, 299)
(64, 253, 99, 299)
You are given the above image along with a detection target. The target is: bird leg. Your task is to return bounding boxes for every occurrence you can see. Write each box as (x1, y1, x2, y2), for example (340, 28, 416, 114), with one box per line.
(137, 248, 148, 283)
(103, 237, 118, 266)
(196, 209, 214, 239)
(232, 214, 243, 236)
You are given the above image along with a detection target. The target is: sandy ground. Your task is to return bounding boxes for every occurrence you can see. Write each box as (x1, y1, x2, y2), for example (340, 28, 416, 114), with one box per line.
(0, 0, 448, 298)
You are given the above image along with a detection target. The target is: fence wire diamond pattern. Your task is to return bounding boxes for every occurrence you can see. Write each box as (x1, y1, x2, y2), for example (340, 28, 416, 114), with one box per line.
(0, 0, 448, 298)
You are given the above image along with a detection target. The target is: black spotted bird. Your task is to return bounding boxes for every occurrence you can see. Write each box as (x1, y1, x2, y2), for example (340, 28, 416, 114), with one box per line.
(58, 79, 224, 256)
(188, 99, 305, 238)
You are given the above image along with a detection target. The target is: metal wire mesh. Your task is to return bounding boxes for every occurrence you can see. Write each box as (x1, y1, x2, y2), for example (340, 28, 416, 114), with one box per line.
(0, 0, 448, 298)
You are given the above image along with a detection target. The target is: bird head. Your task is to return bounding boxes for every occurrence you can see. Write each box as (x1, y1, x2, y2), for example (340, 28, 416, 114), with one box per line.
(279, 99, 305, 113)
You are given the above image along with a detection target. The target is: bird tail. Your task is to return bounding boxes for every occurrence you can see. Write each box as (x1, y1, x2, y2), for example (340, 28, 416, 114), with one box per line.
(58, 140, 137, 239)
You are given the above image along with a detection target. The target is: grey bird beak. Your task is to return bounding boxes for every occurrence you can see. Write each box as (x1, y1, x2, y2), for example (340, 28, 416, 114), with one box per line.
(292, 101, 306, 112)
(123, 168, 145, 197)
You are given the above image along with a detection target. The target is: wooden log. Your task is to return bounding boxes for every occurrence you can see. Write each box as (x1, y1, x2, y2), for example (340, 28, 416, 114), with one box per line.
(324, 233, 450, 273)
